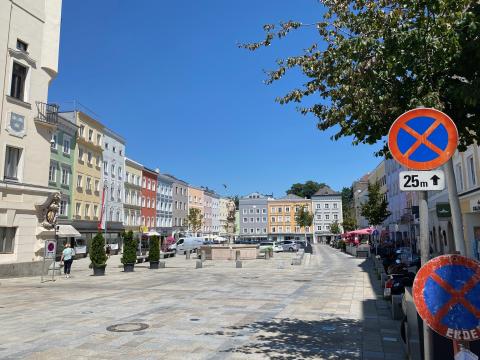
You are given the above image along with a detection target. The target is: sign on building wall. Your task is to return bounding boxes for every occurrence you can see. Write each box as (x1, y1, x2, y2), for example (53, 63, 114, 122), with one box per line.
(436, 203, 452, 218)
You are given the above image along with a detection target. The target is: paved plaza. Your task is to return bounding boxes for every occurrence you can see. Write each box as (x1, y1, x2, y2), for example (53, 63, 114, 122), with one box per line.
(0, 246, 405, 359)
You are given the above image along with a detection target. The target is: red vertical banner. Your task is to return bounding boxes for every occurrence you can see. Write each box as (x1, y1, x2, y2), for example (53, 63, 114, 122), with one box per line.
(98, 185, 106, 230)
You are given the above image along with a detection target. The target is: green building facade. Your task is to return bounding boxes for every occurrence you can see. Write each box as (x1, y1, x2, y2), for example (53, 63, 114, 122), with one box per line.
(48, 115, 78, 220)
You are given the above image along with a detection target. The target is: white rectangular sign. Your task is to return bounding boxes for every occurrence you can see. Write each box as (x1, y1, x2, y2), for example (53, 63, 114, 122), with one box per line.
(399, 170, 445, 191)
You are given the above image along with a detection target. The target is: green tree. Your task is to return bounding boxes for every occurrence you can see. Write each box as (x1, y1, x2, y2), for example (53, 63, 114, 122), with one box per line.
(330, 221, 341, 235)
(287, 181, 327, 199)
(121, 230, 137, 265)
(89, 232, 107, 268)
(243, 1, 480, 154)
(149, 235, 160, 262)
(342, 216, 357, 232)
(341, 186, 357, 231)
(360, 182, 391, 226)
(295, 205, 314, 242)
(187, 208, 203, 234)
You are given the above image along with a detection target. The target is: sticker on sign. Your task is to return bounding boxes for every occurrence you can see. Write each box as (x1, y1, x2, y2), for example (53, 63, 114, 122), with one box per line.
(399, 170, 445, 191)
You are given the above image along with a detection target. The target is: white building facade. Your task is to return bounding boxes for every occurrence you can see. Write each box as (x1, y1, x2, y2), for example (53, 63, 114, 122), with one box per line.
(312, 187, 343, 244)
(0, 0, 63, 276)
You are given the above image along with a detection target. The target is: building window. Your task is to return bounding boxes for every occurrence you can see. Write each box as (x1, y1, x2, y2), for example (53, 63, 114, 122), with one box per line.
(95, 180, 100, 192)
(456, 163, 464, 191)
(243, 228, 248, 234)
(75, 203, 81, 216)
(285, 207, 290, 212)
(467, 156, 476, 187)
(16, 39, 28, 52)
(87, 152, 92, 164)
(243, 218, 247, 223)
(325, 204, 329, 209)
(77, 175, 82, 188)
(85, 204, 90, 217)
(118, 167, 122, 180)
(49, 163, 56, 182)
(243, 209, 247, 214)
(61, 168, 69, 185)
(51, 133, 58, 149)
(271, 216, 276, 222)
(333, 214, 338, 220)
(78, 147, 84, 161)
(250, 228, 254, 233)
(278, 226, 283, 232)
(63, 137, 71, 154)
(96, 134, 101, 146)
(59, 200, 67, 216)
(0, 227, 16, 253)
(10, 62, 27, 100)
(317, 226, 322, 231)
(333, 203, 338, 209)
(286, 226, 291, 232)
(105, 142, 109, 150)
(271, 227, 276, 233)
(316, 214, 321, 220)
(79, 125, 84, 138)
(86, 177, 92, 191)
(325, 214, 330, 220)
(4, 146, 21, 181)
(111, 164, 115, 176)
(104, 161, 108, 174)
(256, 208, 260, 214)
(250, 217, 254, 223)
(316, 204, 321, 209)
(263, 217, 267, 222)
(277, 207, 282, 213)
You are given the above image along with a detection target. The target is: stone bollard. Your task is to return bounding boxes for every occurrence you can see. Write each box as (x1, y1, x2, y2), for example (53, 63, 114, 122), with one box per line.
(201, 250, 206, 262)
(269, 248, 273, 258)
(159, 261, 166, 268)
(236, 260, 242, 268)
(196, 260, 203, 269)
(391, 294, 403, 320)
(186, 250, 191, 259)
(235, 250, 241, 261)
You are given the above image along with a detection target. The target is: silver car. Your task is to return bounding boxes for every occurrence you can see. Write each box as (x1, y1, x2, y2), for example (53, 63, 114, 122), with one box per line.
(279, 240, 298, 252)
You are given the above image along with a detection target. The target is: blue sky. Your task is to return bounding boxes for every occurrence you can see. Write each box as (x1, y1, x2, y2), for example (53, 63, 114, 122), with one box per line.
(49, 0, 383, 197)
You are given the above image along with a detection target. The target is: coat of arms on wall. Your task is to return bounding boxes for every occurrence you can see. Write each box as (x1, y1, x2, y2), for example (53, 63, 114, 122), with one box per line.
(36, 192, 61, 230)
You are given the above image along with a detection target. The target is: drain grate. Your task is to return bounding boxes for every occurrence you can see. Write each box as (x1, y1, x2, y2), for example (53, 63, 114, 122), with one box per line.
(107, 323, 149, 333)
(190, 318, 200, 322)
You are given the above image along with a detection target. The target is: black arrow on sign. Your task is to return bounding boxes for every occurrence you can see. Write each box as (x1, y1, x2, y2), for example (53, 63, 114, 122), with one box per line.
(431, 175, 440, 186)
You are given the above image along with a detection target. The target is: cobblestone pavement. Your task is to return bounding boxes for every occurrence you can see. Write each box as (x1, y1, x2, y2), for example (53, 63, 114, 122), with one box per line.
(0, 245, 405, 360)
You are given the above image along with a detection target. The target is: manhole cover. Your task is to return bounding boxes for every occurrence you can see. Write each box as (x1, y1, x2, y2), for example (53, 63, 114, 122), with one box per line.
(107, 323, 149, 333)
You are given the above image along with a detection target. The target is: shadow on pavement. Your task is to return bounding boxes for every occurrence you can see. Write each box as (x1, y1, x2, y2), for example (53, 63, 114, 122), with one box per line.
(203, 317, 363, 359)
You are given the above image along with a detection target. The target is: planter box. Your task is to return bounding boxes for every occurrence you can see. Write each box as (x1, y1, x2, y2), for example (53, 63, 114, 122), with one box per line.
(93, 265, 106, 276)
(123, 263, 134, 272)
(149, 261, 159, 269)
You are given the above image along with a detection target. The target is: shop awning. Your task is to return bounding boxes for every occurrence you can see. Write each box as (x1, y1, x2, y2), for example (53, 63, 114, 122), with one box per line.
(57, 225, 81, 237)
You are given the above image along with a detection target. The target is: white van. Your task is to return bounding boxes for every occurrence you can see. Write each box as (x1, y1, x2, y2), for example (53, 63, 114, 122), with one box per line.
(172, 237, 205, 254)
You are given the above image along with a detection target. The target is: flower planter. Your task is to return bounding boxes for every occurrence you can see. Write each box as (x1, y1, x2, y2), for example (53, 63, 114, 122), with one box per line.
(149, 261, 159, 269)
(123, 263, 135, 272)
(93, 264, 106, 276)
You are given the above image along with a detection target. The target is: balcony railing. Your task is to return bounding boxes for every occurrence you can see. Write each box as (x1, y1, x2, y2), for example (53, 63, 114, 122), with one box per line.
(35, 101, 59, 125)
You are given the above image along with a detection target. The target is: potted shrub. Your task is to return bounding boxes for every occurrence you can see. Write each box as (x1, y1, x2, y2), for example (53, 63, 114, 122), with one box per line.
(121, 230, 137, 272)
(90, 232, 107, 276)
(149, 235, 160, 269)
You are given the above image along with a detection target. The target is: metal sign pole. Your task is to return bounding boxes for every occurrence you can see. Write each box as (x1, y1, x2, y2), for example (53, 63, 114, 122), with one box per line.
(419, 190, 433, 360)
(444, 159, 467, 256)
(40, 240, 46, 283)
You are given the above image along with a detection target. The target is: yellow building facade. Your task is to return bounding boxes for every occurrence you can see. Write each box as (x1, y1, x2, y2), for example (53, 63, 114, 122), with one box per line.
(187, 186, 204, 234)
(65, 111, 104, 239)
(268, 194, 313, 242)
(124, 158, 143, 233)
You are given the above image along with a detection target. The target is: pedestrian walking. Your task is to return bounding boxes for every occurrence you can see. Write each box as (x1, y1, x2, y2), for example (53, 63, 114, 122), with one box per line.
(106, 245, 111, 258)
(60, 243, 75, 279)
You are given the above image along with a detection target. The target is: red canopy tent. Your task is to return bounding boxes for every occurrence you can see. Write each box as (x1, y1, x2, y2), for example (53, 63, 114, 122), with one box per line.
(341, 227, 375, 244)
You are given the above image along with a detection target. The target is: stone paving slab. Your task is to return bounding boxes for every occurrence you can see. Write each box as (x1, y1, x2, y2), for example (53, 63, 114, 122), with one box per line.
(0, 246, 406, 359)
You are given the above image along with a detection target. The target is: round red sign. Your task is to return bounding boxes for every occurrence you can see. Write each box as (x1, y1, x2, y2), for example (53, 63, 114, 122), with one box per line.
(413, 255, 480, 341)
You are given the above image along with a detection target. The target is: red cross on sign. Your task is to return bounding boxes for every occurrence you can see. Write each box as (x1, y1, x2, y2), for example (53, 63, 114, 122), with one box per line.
(413, 255, 480, 341)
(388, 108, 458, 170)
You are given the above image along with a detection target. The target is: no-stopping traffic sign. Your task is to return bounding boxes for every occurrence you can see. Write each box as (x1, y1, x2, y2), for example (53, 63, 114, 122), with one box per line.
(413, 255, 480, 341)
(388, 108, 458, 170)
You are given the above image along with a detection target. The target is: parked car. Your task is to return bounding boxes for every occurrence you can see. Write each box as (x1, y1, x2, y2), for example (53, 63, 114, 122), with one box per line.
(170, 237, 204, 254)
(384, 272, 415, 299)
(279, 240, 298, 252)
(259, 242, 283, 253)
